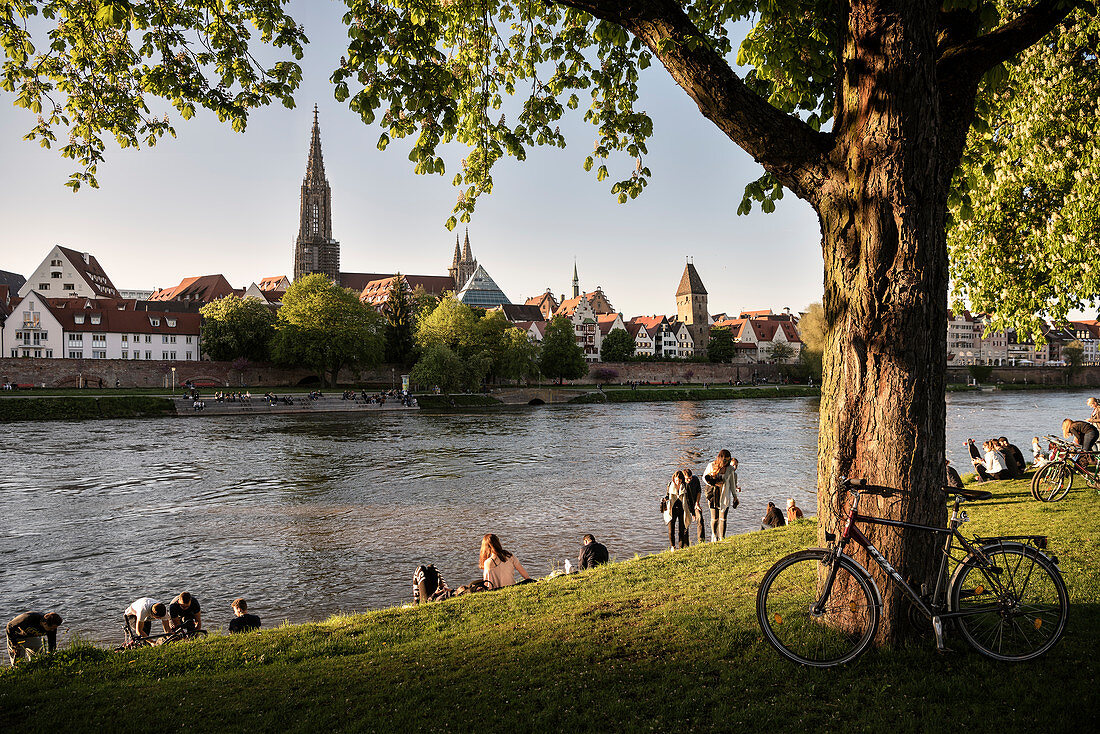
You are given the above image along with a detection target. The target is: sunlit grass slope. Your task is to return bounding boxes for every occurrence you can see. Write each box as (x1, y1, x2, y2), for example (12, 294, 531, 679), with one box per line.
(2, 474, 1097, 733)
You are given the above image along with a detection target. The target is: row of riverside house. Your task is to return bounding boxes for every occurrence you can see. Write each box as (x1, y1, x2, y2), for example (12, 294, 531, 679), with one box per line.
(947, 310, 1100, 366)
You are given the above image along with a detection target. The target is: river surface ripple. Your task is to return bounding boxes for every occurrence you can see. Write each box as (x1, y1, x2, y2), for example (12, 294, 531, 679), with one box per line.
(0, 390, 1090, 646)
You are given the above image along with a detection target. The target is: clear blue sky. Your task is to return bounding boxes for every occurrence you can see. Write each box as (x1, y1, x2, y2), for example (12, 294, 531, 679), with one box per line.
(1, 2, 825, 319)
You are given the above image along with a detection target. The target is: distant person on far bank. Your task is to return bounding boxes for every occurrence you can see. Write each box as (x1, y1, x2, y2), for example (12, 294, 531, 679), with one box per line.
(761, 502, 786, 530)
(480, 534, 531, 589)
(1063, 418, 1099, 453)
(703, 450, 740, 542)
(786, 498, 804, 522)
(683, 469, 706, 543)
(578, 534, 609, 570)
(6, 611, 62, 665)
(227, 599, 261, 633)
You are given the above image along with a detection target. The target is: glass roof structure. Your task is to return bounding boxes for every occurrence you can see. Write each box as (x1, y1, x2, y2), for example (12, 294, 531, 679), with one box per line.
(455, 264, 511, 307)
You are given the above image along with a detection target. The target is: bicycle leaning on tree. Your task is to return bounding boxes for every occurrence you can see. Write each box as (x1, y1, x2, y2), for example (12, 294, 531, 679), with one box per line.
(756, 477, 1068, 667)
(1031, 435, 1100, 502)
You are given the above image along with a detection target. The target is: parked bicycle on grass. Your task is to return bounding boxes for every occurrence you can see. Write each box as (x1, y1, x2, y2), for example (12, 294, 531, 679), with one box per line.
(757, 477, 1067, 667)
(1031, 435, 1100, 502)
(114, 619, 208, 651)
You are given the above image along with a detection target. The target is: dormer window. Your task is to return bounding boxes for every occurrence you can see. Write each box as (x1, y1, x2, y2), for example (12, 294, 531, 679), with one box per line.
(74, 314, 85, 324)
(90, 314, 101, 324)
(166, 318, 176, 327)
(150, 318, 160, 326)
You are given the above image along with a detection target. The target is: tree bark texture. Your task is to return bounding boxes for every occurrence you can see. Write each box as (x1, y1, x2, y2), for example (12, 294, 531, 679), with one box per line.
(554, 0, 1075, 644)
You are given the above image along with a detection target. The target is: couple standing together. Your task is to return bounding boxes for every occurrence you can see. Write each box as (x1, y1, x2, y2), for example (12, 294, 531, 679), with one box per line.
(663, 449, 740, 551)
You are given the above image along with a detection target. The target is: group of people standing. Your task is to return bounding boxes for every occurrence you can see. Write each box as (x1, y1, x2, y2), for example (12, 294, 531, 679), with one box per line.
(662, 449, 741, 551)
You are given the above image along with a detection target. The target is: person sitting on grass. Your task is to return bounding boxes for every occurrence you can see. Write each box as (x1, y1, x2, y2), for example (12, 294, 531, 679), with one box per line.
(998, 437, 1027, 479)
(227, 599, 261, 633)
(761, 501, 786, 529)
(972, 440, 1012, 482)
(786, 498, 804, 522)
(168, 592, 202, 633)
(480, 533, 531, 589)
(946, 459, 963, 489)
(578, 534, 609, 570)
(6, 611, 62, 666)
(1032, 437, 1047, 468)
(124, 598, 170, 640)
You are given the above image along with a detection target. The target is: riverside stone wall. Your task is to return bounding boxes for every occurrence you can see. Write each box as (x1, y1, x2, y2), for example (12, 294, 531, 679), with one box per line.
(0, 358, 397, 388)
(945, 366, 1100, 386)
(570, 362, 788, 384)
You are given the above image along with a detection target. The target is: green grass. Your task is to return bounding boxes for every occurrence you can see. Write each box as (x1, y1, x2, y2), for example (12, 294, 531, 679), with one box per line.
(2, 475, 1097, 732)
(0, 396, 176, 422)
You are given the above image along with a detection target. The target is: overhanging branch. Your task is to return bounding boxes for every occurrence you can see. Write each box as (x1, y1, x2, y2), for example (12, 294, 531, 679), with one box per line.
(549, 0, 833, 199)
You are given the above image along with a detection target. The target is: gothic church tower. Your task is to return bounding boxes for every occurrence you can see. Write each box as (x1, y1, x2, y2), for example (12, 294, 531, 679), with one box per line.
(448, 229, 477, 289)
(677, 260, 710, 357)
(293, 106, 340, 282)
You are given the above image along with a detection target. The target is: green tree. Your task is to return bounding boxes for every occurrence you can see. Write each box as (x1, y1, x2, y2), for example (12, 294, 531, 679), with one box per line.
(382, 274, 414, 366)
(199, 296, 276, 363)
(538, 316, 588, 384)
(271, 274, 384, 387)
(2, 1, 305, 190)
(949, 6, 1100, 340)
(797, 303, 826, 381)
(600, 328, 636, 362)
(499, 327, 540, 383)
(410, 286, 440, 330)
(1063, 340, 1085, 375)
(707, 327, 735, 364)
(330, 0, 1086, 640)
(410, 344, 468, 393)
(768, 342, 797, 364)
(415, 297, 478, 352)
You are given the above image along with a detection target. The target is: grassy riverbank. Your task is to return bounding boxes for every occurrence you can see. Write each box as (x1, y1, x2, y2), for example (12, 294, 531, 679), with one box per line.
(2, 474, 1097, 732)
(0, 396, 175, 422)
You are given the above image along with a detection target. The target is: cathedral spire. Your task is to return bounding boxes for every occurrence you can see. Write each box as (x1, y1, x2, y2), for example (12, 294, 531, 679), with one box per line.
(452, 233, 462, 270)
(572, 261, 579, 299)
(462, 228, 473, 262)
(305, 104, 326, 184)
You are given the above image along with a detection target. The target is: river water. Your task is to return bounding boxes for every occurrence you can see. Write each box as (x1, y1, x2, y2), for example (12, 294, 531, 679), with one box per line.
(0, 390, 1092, 647)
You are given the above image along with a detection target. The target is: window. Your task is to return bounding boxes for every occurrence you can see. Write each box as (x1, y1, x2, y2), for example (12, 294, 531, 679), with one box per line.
(162, 351, 169, 360)
(166, 318, 176, 327)
(121, 351, 128, 359)
(185, 336, 193, 344)
(121, 334, 128, 343)
(44, 350, 52, 358)
(74, 315, 85, 324)
(145, 351, 152, 359)
(92, 350, 106, 359)
(38, 283, 50, 290)
(68, 334, 82, 343)
(90, 314, 101, 324)
(9, 350, 16, 358)
(50, 258, 62, 266)
(51, 272, 62, 278)
(64, 284, 76, 291)
(69, 351, 82, 359)
(133, 334, 141, 341)
(133, 352, 140, 360)
(150, 318, 160, 326)
(169, 351, 177, 360)
(185, 352, 193, 360)
(145, 335, 151, 343)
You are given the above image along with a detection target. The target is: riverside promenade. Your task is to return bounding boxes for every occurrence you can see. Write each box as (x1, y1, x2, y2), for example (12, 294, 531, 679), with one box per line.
(177, 394, 419, 416)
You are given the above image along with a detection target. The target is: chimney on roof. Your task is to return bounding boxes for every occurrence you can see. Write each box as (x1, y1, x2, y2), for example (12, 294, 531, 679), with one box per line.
(82, 253, 90, 263)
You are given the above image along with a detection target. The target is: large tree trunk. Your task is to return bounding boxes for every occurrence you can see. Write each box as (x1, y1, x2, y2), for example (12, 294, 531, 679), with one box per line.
(814, 2, 949, 643)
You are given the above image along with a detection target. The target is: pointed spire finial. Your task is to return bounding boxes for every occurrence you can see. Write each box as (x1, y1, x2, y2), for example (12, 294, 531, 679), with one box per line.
(305, 104, 326, 184)
(462, 227, 473, 262)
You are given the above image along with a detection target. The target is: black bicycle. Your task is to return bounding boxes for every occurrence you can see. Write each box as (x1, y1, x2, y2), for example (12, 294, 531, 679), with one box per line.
(114, 619, 208, 651)
(757, 478, 1067, 667)
(1032, 435, 1100, 502)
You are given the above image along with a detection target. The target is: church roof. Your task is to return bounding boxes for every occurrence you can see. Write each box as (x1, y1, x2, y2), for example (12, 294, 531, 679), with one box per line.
(676, 262, 707, 297)
(456, 264, 511, 307)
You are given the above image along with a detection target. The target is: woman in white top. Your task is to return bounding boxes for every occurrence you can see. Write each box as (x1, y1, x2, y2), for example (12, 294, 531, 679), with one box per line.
(972, 440, 1011, 482)
(480, 534, 531, 589)
(703, 450, 740, 541)
(663, 471, 691, 551)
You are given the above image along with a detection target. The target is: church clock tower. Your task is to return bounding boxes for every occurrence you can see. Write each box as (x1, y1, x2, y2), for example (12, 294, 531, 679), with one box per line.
(293, 106, 340, 282)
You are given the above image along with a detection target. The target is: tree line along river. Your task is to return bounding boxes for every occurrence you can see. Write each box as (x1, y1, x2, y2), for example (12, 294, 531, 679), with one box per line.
(0, 390, 1091, 648)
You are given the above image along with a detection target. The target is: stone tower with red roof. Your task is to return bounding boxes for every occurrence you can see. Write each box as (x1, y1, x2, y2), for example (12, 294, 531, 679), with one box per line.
(676, 260, 710, 357)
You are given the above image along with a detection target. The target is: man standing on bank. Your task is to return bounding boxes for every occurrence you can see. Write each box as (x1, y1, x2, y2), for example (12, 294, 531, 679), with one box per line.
(703, 450, 740, 542)
(6, 611, 62, 665)
(578, 534, 609, 570)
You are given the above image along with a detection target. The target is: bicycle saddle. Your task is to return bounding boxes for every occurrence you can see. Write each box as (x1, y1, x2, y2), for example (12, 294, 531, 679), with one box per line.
(941, 486, 993, 501)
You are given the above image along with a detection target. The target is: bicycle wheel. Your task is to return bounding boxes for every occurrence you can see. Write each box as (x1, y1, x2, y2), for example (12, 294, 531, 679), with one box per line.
(1032, 462, 1074, 502)
(757, 549, 880, 667)
(949, 543, 1067, 662)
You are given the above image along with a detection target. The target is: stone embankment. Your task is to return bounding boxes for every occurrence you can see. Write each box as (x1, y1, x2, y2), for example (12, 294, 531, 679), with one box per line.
(180, 394, 419, 417)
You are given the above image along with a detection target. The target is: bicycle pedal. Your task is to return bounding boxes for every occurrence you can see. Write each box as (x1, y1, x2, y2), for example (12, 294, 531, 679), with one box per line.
(932, 615, 948, 653)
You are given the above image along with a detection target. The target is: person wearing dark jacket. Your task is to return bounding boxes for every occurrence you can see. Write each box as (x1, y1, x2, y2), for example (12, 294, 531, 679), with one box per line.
(683, 469, 707, 543)
(6, 611, 62, 665)
(1063, 419, 1099, 453)
(578, 535, 609, 570)
(999, 437, 1027, 478)
(946, 459, 963, 488)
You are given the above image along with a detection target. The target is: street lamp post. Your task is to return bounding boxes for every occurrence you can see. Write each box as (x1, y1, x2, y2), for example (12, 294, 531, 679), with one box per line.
(171, 366, 176, 394)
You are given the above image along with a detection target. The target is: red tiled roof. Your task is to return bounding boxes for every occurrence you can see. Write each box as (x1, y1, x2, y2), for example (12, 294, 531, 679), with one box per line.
(597, 314, 622, 336)
(35, 295, 200, 334)
(526, 291, 559, 310)
(555, 295, 585, 317)
(778, 322, 801, 343)
(359, 274, 455, 306)
(629, 315, 666, 332)
(258, 276, 289, 291)
(740, 309, 773, 319)
(149, 274, 236, 302)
